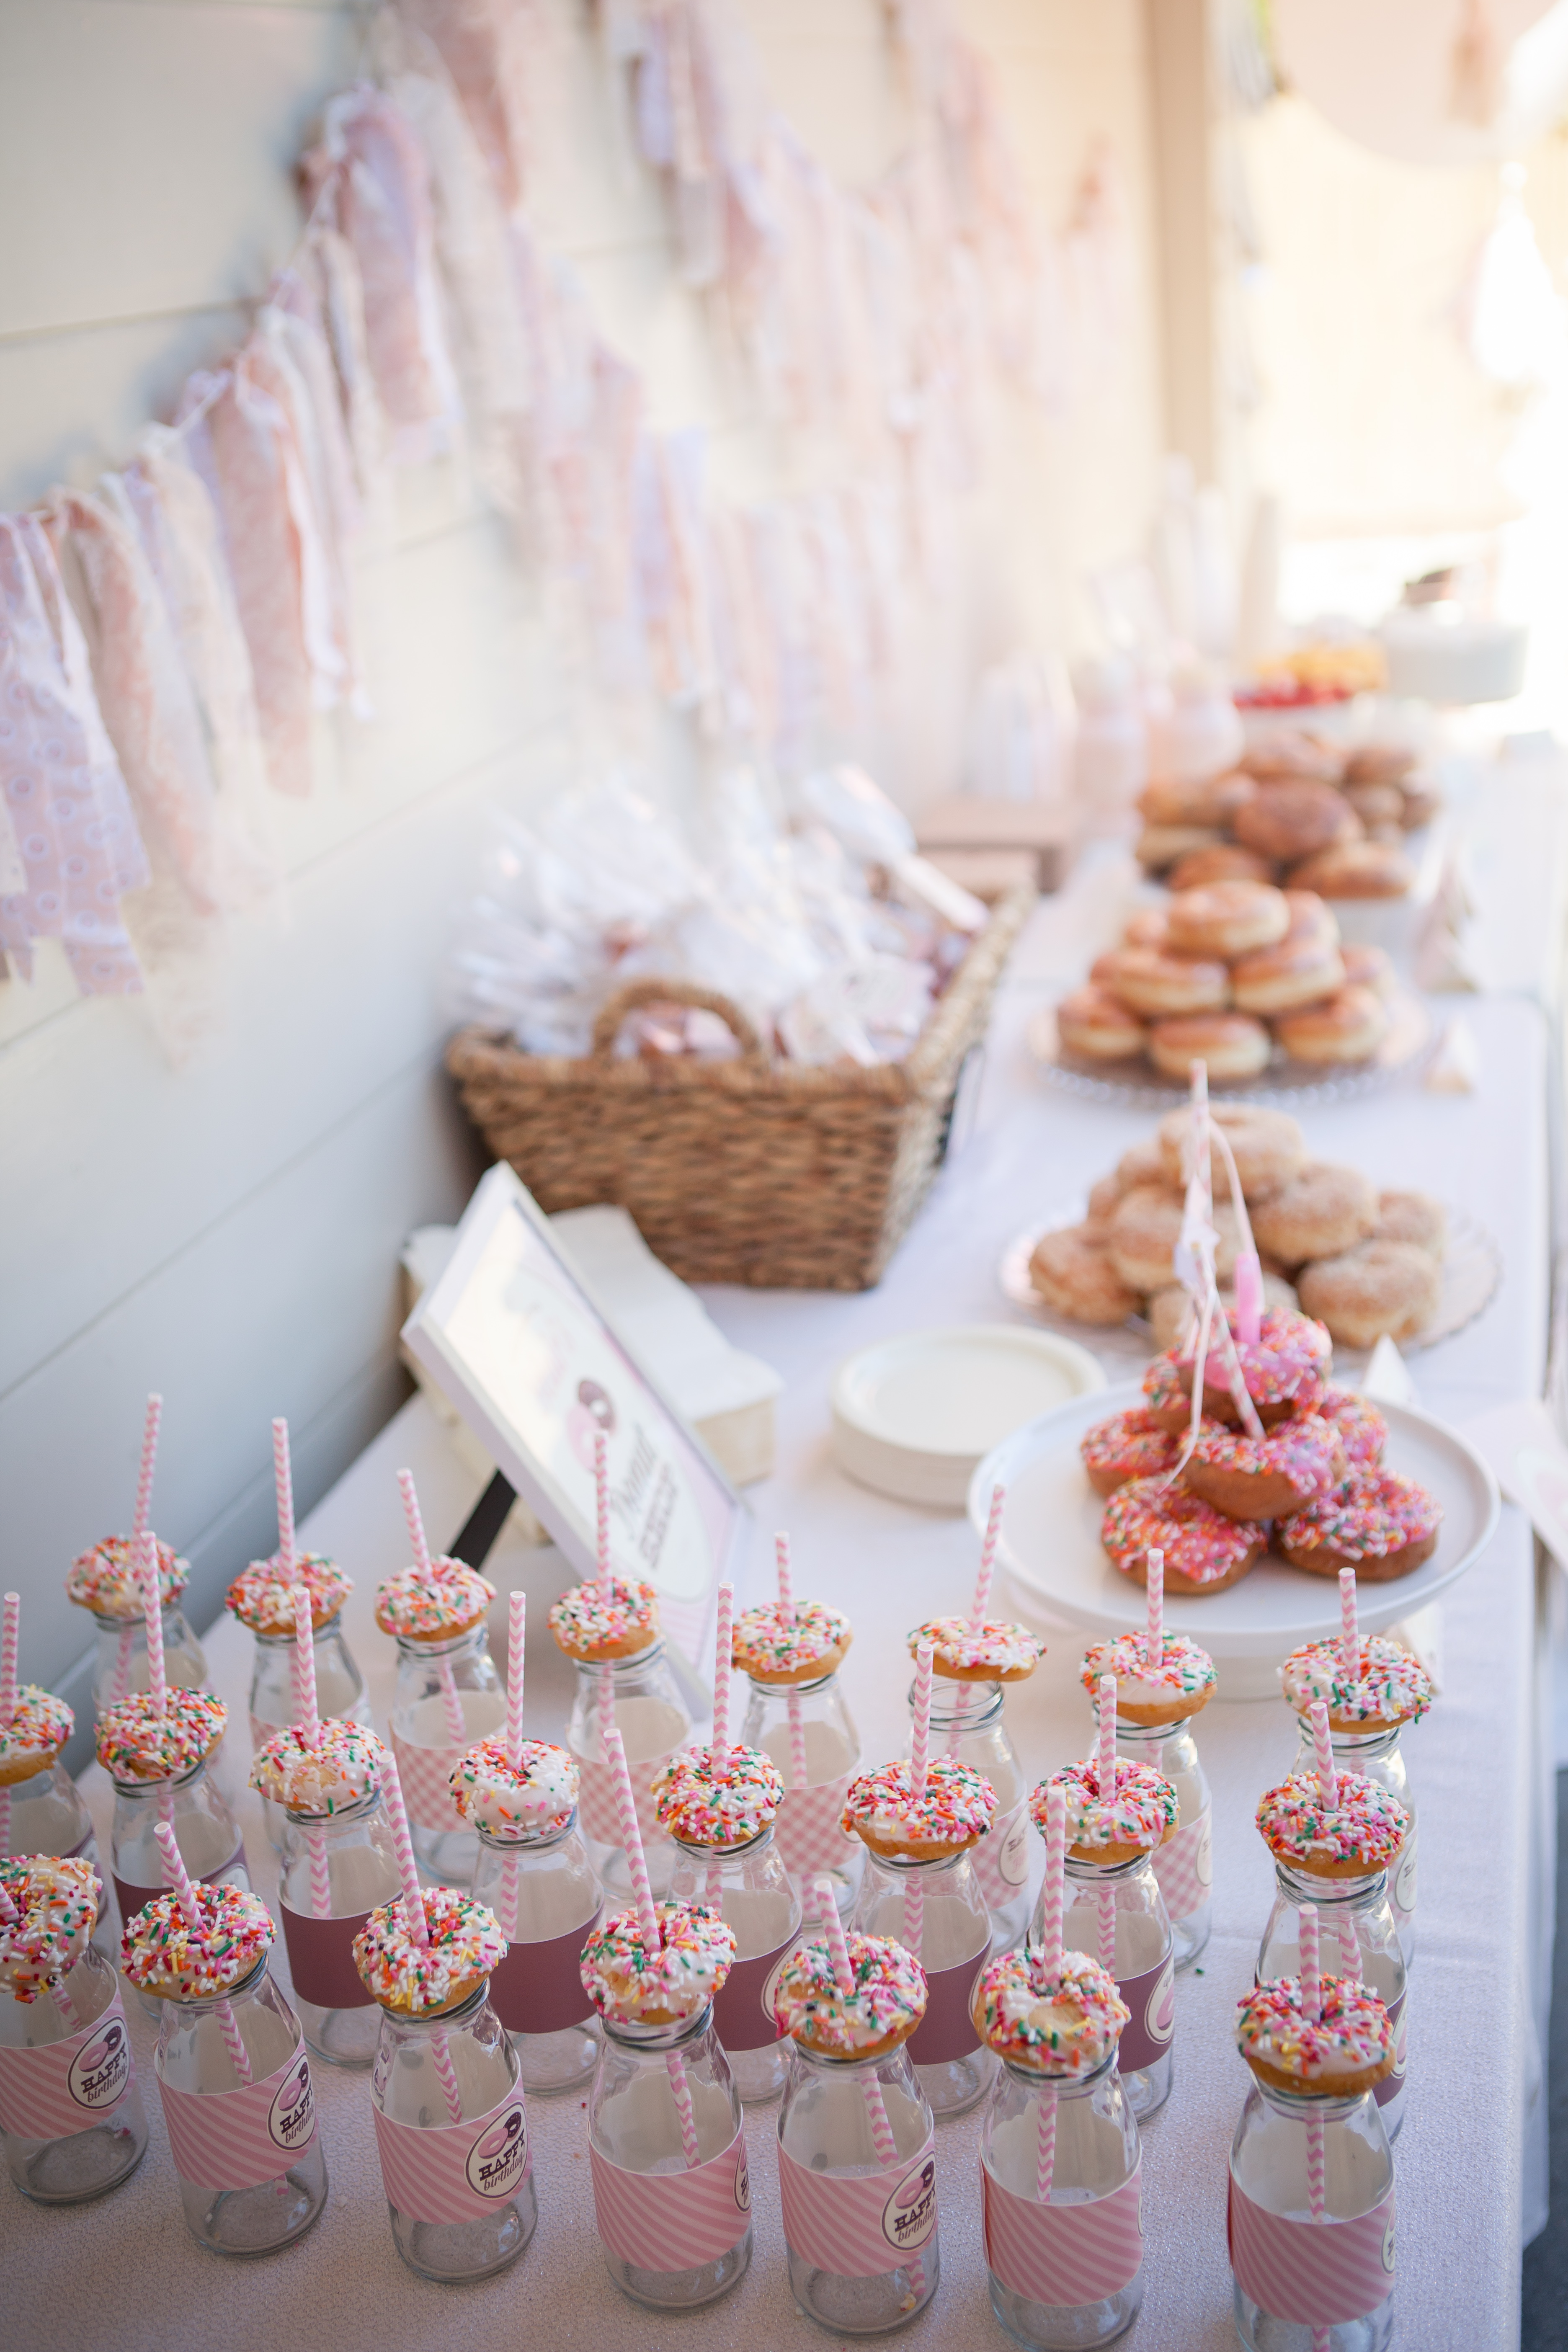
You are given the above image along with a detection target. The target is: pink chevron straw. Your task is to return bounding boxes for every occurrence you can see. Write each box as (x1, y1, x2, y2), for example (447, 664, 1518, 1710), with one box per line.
(154, 1822, 253, 2086)
(775, 1533, 794, 1616)
(111, 1627, 134, 1707)
(595, 1431, 612, 1607)
(400, 1469, 466, 1741)
(273, 1420, 297, 1578)
(1145, 1550, 1164, 1670)
(903, 1871, 923, 1963)
(1096, 1673, 1117, 1808)
(1036, 1784, 1067, 1975)
(133, 1394, 162, 1542)
(1301, 1901, 1328, 2350)
(291, 1591, 320, 1743)
(0, 1593, 17, 1723)
(0, 1876, 16, 1925)
(971, 1486, 1005, 1629)
(1308, 1700, 1338, 1810)
(506, 1592, 526, 1769)
(398, 1467, 433, 1578)
(603, 1725, 699, 2166)
(1097, 1883, 1116, 1971)
(1339, 1568, 1359, 1687)
(142, 1537, 167, 1712)
(379, 1759, 429, 1947)
(776, 1533, 809, 1786)
(1299, 1903, 1321, 2023)
(712, 1584, 732, 1765)
(1037, 2080, 1059, 2203)
(910, 1643, 934, 1798)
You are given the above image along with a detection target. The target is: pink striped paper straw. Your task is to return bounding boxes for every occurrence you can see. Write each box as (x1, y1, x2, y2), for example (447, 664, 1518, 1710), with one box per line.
(1308, 1700, 1338, 1810)
(785, 1689, 808, 1790)
(1036, 2083, 1059, 2203)
(775, 1532, 794, 1614)
(0, 1877, 16, 1925)
(595, 1431, 612, 1607)
(910, 1643, 934, 1798)
(1338, 1568, 1359, 1687)
(1302, 1901, 1328, 2350)
(1299, 1902, 1321, 2022)
(155, 1822, 253, 2086)
(398, 1467, 433, 1579)
(1036, 1784, 1067, 1975)
(506, 1592, 526, 1769)
(0, 1790, 9, 1865)
(142, 1536, 168, 1712)
(971, 1486, 1004, 1629)
(0, 1593, 17, 1723)
(133, 1394, 162, 1542)
(111, 1627, 134, 1707)
(712, 1584, 732, 1764)
(291, 1591, 320, 1743)
(903, 1870, 923, 1963)
(379, 1759, 429, 1947)
(1145, 1550, 1164, 1671)
(273, 1419, 297, 1578)
(435, 1661, 467, 1746)
(1097, 1673, 1117, 1807)
(1097, 1883, 1116, 1970)
(604, 1725, 699, 2166)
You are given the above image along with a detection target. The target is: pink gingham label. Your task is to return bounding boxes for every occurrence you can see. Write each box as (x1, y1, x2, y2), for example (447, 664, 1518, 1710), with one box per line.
(158, 2041, 317, 2190)
(590, 2122, 750, 2269)
(772, 1775, 857, 1878)
(372, 2086, 531, 2223)
(983, 2157, 1142, 2305)
(1391, 1826, 1417, 1930)
(972, 1803, 1031, 1908)
(1152, 1803, 1212, 1921)
(389, 1732, 467, 1834)
(1228, 2180, 1395, 2325)
(0, 1989, 135, 2138)
(577, 1745, 683, 1850)
(780, 2135, 937, 2275)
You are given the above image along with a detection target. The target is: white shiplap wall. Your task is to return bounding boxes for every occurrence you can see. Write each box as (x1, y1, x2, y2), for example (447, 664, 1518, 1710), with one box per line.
(0, 0, 1166, 1730)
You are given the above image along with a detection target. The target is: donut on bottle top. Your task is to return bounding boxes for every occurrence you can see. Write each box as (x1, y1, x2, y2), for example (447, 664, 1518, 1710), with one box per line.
(906, 1617, 1041, 1684)
(375, 1557, 495, 1643)
(66, 1534, 188, 1621)
(1278, 1470, 1442, 1582)
(0, 1686, 74, 1785)
(547, 1575, 659, 1663)
(773, 1929, 927, 2058)
(353, 1888, 508, 2015)
(1182, 1411, 1342, 1523)
(841, 1756, 997, 1861)
(652, 1743, 784, 1848)
(449, 1736, 580, 1840)
(250, 1718, 389, 1815)
(1235, 1975, 1394, 2098)
(1033, 1757, 1178, 1866)
(94, 1687, 227, 1785)
(1256, 1767, 1408, 1879)
(1315, 1387, 1387, 1472)
(972, 1948, 1129, 2077)
(1081, 1405, 1190, 1496)
(1101, 1478, 1265, 1596)
(0, 1856, 100, 2000)
(1079, 1632, 1217, 1728)
(226, 1551, 352, 1635)
(730, 1597, 852, 1684)
(579, 1900, 737, 2026)
(121, 1881, 276, 2000)
(1279, 1637, 1433, 1733)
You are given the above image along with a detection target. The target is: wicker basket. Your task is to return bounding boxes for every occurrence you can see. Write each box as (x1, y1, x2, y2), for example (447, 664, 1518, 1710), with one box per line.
(445, 882, 1035, 1291)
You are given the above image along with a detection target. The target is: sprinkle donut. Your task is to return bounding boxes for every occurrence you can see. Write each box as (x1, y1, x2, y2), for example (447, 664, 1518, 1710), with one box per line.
(353, 1888, 508, 2016)
(1081, 1406, 1188, 1496)
(907, 1617, 1041, 1684)
(1183, 1411, 1343, 1523)
(579, 1900, 737, 2026)
(121, 1881, 276, 1999)
(67, 1534, 188, 1620)
(1034, 1758, 1177, 1866)
(1158, 1305, 1331, 1429)
(972, 1949, 1129, 2077)
(0, 1856, 100, 2000)
(0, 1686, 74, 1786)
(547, 1575, 658, 1663)
(841, 1756, 996, 1861)
(1101, 1478, 1265, 1596)
(249, 1719, 389, 1815)
(226, 1550, 352, 1635)
(1280, 1637, 1433, 1732)
(95, 1687, 227, 1785)
(1140, 1359, 1197, 1435)
(375, 1557, 495, 1643)
(731, 1598, 852, 1684)
(652, 1743, 784, 1848)
(1278, 1470, 1442, 1582)
(1236, 1975, 1394, 2098)
(1315, 1387, 1387, 1472)
(1080, 1632, 1216, 1728)
(449, 1736, 580, 1839)
(1256, 1766, 1408, 1879)
(774, 1930, 928, 2059)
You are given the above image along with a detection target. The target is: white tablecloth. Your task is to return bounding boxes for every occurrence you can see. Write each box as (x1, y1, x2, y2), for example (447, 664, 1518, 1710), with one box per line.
(5, 919, 1551, 2351)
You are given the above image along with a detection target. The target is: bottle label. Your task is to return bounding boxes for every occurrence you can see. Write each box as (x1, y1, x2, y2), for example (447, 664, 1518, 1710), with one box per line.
(1151, 1803, 1212, 1922)
(771, 1774, 859, 1878)
(112, 1844, 247, 1936)
(590, 2119, 750, 2270)
(389, 1732, 469, 1834)
(1391, 1828, 1418, 1929)
(1372, 1990, 1407, 2110)
(0, 1986, 135, 2139)
(1116, 1950, 1176, 2074)
(972, 1803, 1031, 1907)
(906, 1941, 990, 2066)
(779, 2133, 937, 2277)
(280, 1898, 376, 2012)
(487, 1913, 601, 2035)
(713, 1926, 799, 2053)
(578, 1745, 685, 1851)
(1228, 2177, 1395, 2325)
(983, 2153, 1142, 2306)
(158, 2040, 317, 2190)
(372, 2082, 531, 2223)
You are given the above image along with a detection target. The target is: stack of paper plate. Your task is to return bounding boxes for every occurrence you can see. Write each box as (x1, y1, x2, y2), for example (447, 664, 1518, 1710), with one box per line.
(830, 1326, 1106, 1508)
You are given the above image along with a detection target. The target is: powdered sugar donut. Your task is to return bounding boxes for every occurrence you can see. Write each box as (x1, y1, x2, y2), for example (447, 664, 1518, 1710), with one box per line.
(0, 1686, 74, 1786)
(652, 1743, 783, 1848)
(1080, 1632, 1216, 1728)
(1256, 1766, 1408, 1879)
(841, 1756, 997, 1861)
(376, 1558, 495, 1643)
(547, 1575, 658, 1662)
(449, 1736, 580, 1839)
(250, 1718, 389, 1815)
(1315, 1387, 1387, 1471)
(1182, 1411, 1342, 1523)
(1278, 1470, 1442, 1583)
(353, 1887, 508, 2016)
(579, 1900, 737, 2026)
(1101, 1478, 1265, 1596)
(122, 1882, 276, 1999)
(0, 1856, 99, 2000)
(731, 1598, 852, 1684)
(94, 1687, 227, 1784)
(774, 1929, 928, 2059)
(1081, 1406, 1187, 1496)
(1280, 1636, 1433, 1733)
(1033, 1756, 1177, 1866)
(227, 1551, 352, 1635)
(907, 1617, 1041, 1684)
(972, 1948, 1129, 2076)
(67, 1533, 188, 1620)
(1236, 1975, 1394, 2097)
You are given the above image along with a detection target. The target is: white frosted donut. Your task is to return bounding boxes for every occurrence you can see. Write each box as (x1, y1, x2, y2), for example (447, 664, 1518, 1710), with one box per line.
(651, 1743, 783, 1848)
(973, 1949, 1129, 2077)
(773, 1930, 928, 2058)
(579, 1900, 737, 2026)
(841, 1756, 997, 1859)
(1236, 1975, 1394, 2097)
(0, 1856, 99, 2001)
(250, 1719, 390, 1813)
(1279, 1636, 1432, 1732)
(353, 1888, 508, 2016)
(449, 1736, 580, 1838)
(0, 1686, 74, 1786)
(907, 1617, 1041, 1684)
(1033, 1757, 1177, 1863)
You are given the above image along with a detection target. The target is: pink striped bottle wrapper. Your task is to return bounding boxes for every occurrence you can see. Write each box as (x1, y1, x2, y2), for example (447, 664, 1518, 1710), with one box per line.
(780, 2134, 937, 2278)
(1228, 2179, 1395, 2327)
(373, 2083, 530, 2223)
(983, 2154, 1143, 2307)
(590, 2122, 750, 2271)
(0, 1987, 136, 2138)
(157, 2041, 317, 2191)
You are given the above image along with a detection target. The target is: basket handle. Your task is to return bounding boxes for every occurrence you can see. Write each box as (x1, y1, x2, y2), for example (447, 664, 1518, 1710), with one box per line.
(590, 977, 771, 1068)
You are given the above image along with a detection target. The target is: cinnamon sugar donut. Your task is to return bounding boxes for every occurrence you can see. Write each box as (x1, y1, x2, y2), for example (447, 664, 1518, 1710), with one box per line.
(1101, 1477, 1266, 1595)
(1166, 879, 1290, 959)
(1107, 1186, 1243, 1293)
(1398, 778, 1441, 829)
(1167, 844, 1276, 891)
(1297, 1240, 1442, 1348)
(1034, 1755, 1178, 1865)
(1236, 1975, 1394, 2099)
(1183, 1412, 1342, 1522)
(1286, 841, 1413, 900)
(1117, 1133, 1172, 1192)
(1344, 782, 1406, 832)
(1155, 1101, 1306, 1198)
(1371, 1189, 1446, 1256)
(1230, 931, 1346, 1015)
(1273, 986, 1388, 1068)
(1029, 1225, 1141, 1327)
(1278, 1470, 1442, 1582)
(1255, 1765, 1408, 1880)
(1249, 1163, 1378, 1266)
(1080, 1406, 1187, 1496)
(1345, 742, 1417, 787)
(1340, 942, 1395, 996)
(1094, 945, 1232, 1018)
(1234, 781, 1360, 864)
(1085, 1172, 1123, 1229)
(1121, 908, 1171, 952)
(1148, 1011, 1272, 1083)
(1056, 985, 1145, 1063)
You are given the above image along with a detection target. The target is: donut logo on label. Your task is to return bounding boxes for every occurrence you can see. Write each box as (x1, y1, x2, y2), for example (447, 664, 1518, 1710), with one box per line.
(267, 2053, 316, 2153)
(1381, 2212, 1396, 2273)
(1146, 1958, 1176, 2048)
(998, 1813, 1030, 1889)
(761, 1952, 792, 2028)
(67, 2017, 131, 2112)
(881, 2156, 937, 2254)
(735, 2148, 751, 2212)
(1390, 2001, 1408, 2083)
(464, 2101, 529, 2200)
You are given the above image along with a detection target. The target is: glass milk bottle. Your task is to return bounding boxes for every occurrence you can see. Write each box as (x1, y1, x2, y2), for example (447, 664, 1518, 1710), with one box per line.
(740, 1666, 863, 1916)
(980, 2051, 1144, 2349)
(106, 1759, 249, 1934)
(1230, 2079, 1395, 2350)
(1119, 1718, 1212, 1970)
(370, 1977, 537, 2281)
(921, 1679, 1031, 1950)
(1, 1750, 120, 1963)
(778, 2029, 939, 2330)
(1258, 1870, 1408, 2143)
(0, 1885, 148, 2204)
(569, 1644, 692, 1901)
(1293, 1719, 1417, 1968)
(854, 1851, 996, 2118)
(1031, 1859, 1174, 2121)
(472, 1811, 603, 2095)
(89, 1602, 207, 1714)
(588, 2004, 752, 2309)
(669, 1826, 800, 2104)
(388, 1624, 505, 1881)
(276, 1794, 401, 2070)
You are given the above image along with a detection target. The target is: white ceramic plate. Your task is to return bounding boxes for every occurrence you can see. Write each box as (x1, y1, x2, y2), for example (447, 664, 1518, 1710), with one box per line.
(831, 1326, 1107, 1509)
(967, 1377, 1500, 1658)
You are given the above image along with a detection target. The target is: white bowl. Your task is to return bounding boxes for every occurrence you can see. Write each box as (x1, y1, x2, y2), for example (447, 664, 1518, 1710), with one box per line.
(831, 1326, 1106, 1509)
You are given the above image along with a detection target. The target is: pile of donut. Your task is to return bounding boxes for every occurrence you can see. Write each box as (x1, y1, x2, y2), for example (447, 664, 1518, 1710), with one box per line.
(1029, 1101, 1447, 1351)
(1136, 727, 1436, 894)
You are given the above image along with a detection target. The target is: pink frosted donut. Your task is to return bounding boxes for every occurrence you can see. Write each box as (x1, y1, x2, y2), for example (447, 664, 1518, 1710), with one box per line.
(1315, 1387, 1387, 1472)
(1032, 1757, 1177, 1864)
(1279, 1470, 1442, 1583)
(1140, 1360, 1194, 1434)
(1280, 1636, 1433, 1731)
(1256, 1765, 1408, 1878)
(1161, 1306, 1332, 1429)
(1182, 1411, 1342, 1523)
(1081, 1406, 1186, 1495)
(1101, 1477, 1265, 1596)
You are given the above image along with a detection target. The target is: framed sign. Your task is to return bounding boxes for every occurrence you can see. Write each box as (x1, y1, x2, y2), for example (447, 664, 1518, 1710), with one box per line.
(401, 1163, 748, 1672)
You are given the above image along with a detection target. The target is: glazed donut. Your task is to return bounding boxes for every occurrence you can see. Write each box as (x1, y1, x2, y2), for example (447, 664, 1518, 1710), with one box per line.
(1079, 1630, 1217, 1727)
(227, 1551, 352, 1636)
(1235, 1976, 1394, 2099)
(1339, 941, 1395, 996)
(250, 1719, 390, 1815)
(1230, 935, 1346, 1016)
(1286, 841, 1413, 900)
(1165, 879, 1290, 959)
(1182, 1412, 1343, 1523)
(579, 1899, 737, 2025)
(972, 1948, 1129, 2076)
(95, 1687, 227, 1785)
(1344, 742, 1417, 787)
(1148, 1012, 1273, 1083)
(1164, 1304, 1333, 1428)
(448, 1735, 579, 1838)
(123, 1882, 276, 1999)
(1094, 945, 1231, 1018)
(1029, 1226, 1141, 1328)
(1080, 1406, 1188, 1497)
(1156, 1101, 1306, 1199)
(1147, 1271, 1299, 1356)
(67, 1534, 188, 1620)
(1273, 986, 1389, 1068)
(1101, 1477, 1266, 1595)
(0, 1686, 73, 1786)
(1371, 1189, 1446, 1257)
(1167, 843, 1276, 892)
(908, 1617, 1042, 1684)
(1138, 771, 1257, 829)
(546, 1574, 658, 1662)
(1278, 1470, 1442, 1583)
(731, 1597, 853, 1685)
(0, 1856, 99, 2001)
(1297, 1240, 1442, 1349)
(1255, 1764, 1408, 1879)
(774, 1929, 928, 2059)
(376, 1558, 496, 1644)
(1056, 985, 1146, 1063)
(652, 1743, 784, 1847)
(1241, 731, 1345, 784)
(1314, 1387, 1387, 1472)
(353, 1887, 509, 2017)
(1033, 1755, 1177, 1865)
(1249, 1163, 1378, 1266)
(1107, 1187, 1243, 1293)
(841, 1755, 997, 1861)
(1137, 824, 1223, 874)
(1280, 1635, 1433, 1733)
(1233, 781, 1359, 864)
